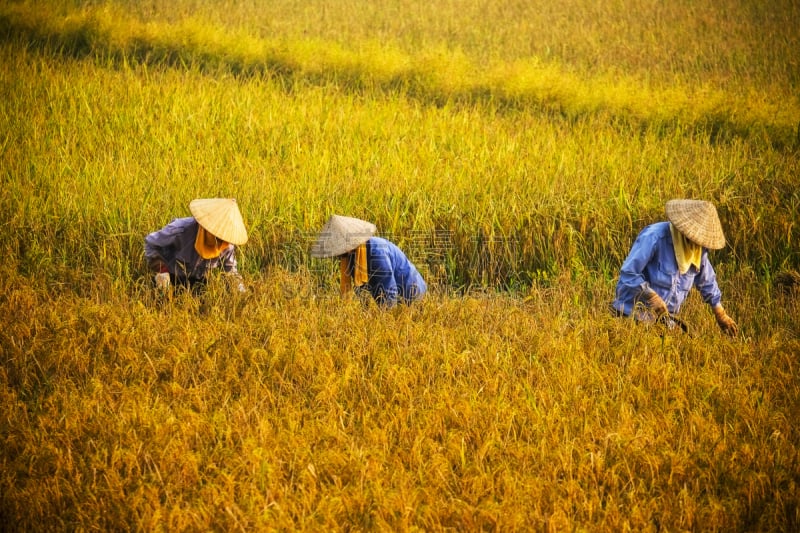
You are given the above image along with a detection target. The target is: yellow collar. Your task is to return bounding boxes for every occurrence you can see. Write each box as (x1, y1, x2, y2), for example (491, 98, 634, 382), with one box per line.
(670, 223, 702, 274)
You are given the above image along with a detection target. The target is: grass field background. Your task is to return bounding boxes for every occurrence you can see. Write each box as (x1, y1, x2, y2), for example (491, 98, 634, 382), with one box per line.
(2, 1, 799, 530)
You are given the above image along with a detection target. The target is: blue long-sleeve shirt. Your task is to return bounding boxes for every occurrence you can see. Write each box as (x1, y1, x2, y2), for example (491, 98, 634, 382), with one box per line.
(612, 221, 722, 316)
(144, 217, 239, 283)
(354, 237, 427, 307)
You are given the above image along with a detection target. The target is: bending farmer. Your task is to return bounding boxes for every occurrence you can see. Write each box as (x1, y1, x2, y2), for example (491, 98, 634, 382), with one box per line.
(145, 198, 248, 293)
(311, 214, 426, 307)
(611, 199, 738, 336)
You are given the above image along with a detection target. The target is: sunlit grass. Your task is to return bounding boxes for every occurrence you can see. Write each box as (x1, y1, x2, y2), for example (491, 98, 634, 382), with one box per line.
(2, 3, 798, 148)
(2, 261, 798, 530)
(1, 1, 799, 530)
(2, 42, 796, 288)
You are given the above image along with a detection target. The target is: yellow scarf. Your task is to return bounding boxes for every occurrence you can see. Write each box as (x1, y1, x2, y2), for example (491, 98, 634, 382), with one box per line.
(670, 223, 702, 274)
(195, 226, 229, 259)
(339, 244, 369, 296)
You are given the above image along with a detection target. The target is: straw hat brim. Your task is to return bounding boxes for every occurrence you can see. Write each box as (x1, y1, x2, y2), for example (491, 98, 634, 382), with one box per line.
(665, 199, 725, 250)
(311, 215, 376, 258)
(189, 198, 248, 245)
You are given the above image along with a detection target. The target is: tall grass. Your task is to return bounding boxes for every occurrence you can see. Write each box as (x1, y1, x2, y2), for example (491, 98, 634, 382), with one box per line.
(2, 1, 799, 531)
(2, 3, 798, 148)
(29, 0, 800, 90)
(2, 262, 799, 530)
(1, 40, 797, 289)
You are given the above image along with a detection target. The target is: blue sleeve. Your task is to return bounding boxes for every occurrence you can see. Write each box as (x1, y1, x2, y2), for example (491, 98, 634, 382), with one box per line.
(617, 230, 658, 296)
(144, 219, 183, 260)
(368, 246, 398, 307)
(694, 253, 722, 307)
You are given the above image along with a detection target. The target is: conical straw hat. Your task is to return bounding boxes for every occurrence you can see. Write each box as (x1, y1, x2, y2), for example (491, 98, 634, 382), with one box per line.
(189, 198, 248, 245)
(665, 199, 725, 249)
(310, 215, 376, 258)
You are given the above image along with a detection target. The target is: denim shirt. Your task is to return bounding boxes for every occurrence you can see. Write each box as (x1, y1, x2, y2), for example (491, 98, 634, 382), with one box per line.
(612, 221, 722, 316)
(355, 237, 427, 307)
(144, 217, 239, 283)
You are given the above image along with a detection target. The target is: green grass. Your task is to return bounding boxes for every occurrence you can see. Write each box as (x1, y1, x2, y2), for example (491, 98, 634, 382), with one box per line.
(2, 39, 797, 288)
(2, 2, 799, 148)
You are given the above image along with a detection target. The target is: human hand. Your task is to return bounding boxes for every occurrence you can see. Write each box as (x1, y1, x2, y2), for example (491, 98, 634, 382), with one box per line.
(155, 272, 170, 290)
(713, 305, 738, 337)
(643, 289, 669, 317)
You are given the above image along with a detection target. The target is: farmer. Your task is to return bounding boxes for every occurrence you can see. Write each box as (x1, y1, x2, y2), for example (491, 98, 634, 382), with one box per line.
(311, 214, 427, 307)
(611, 199, 738, 336)
(144, 198, 248, 293)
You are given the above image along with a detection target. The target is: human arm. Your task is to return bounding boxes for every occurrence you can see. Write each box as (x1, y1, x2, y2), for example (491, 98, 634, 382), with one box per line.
(616, 228, 666, 313)
(367, 244, 398, 307)
(144, 219, 186, 273)
(145, 219, 184, 289)
(692, 254, 736, 336)
(220, 245, 246, 293)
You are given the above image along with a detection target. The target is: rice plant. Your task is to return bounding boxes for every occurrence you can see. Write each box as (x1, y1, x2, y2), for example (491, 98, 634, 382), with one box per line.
(1, 1, 799, 530)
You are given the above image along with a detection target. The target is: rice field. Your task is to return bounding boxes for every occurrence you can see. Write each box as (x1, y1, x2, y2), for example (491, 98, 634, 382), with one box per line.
(1, 1, 799, 530)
